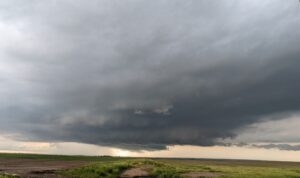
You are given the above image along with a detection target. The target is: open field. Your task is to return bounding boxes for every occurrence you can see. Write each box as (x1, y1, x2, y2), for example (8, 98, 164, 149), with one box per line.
(0, 153, 300, 178)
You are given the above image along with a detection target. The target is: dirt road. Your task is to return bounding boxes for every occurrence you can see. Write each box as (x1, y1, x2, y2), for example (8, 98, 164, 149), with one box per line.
(119, 167, 155, 178)
(0, 158, 87, 178)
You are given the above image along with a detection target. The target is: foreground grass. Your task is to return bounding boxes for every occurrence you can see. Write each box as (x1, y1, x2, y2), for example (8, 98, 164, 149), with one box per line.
(0, 174, 19, 178)
(62, 159, 300, 178)
(62, 161, 131, 178)
(159, 159, 300, 178)
(1, 153, 300, 177)
(61, 159, 183, 178)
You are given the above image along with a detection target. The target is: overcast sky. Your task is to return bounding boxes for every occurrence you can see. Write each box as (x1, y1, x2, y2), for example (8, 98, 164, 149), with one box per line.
(1, 0, 300, 160)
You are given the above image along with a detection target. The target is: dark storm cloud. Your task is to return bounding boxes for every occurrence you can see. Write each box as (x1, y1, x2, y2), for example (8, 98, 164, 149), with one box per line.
(1, 0, 300, 150)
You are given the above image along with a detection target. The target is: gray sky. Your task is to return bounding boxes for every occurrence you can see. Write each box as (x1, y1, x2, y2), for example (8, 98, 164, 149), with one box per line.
(1, 0, 300, 153)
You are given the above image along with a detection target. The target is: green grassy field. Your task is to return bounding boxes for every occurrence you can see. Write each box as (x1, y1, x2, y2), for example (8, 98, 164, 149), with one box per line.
(61, 159, 300, 178)
(0, 153, 300, 177)
(0, 174, 19, 178)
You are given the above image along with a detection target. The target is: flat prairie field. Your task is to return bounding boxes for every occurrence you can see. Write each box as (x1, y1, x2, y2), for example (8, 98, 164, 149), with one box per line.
(0, 153, 300, 178)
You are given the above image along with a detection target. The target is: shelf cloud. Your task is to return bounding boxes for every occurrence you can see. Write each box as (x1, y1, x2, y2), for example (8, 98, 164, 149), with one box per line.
(0, 0, 300, 150)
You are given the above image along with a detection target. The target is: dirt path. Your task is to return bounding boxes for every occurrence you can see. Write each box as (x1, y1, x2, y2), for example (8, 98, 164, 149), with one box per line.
(0, 158, 87, 178)
(119, 167, 154, 178)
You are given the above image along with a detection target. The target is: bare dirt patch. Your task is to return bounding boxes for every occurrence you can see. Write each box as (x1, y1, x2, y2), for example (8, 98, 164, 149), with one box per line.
(0, 158, 87, 178)
(119, 167, 155, 178)
(182, 172, 221, 178)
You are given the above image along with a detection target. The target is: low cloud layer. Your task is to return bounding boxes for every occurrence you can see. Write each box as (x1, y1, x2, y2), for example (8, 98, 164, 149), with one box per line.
(252, 144, 300, 151)
(1, 0, 300, 150)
